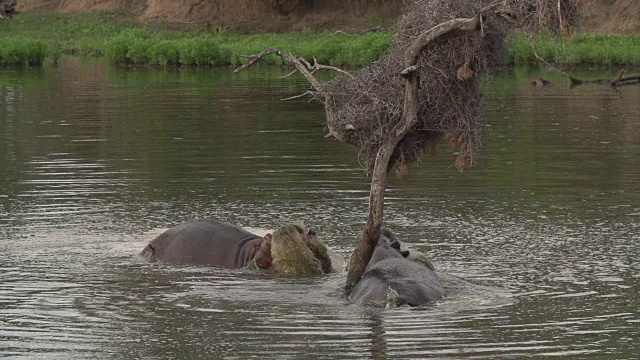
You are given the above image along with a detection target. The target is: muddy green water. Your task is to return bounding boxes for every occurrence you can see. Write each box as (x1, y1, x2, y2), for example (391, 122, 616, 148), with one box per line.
(1, 59, 639, 359)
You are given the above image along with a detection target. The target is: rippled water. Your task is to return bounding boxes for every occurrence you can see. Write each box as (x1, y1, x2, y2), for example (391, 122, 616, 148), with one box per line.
(1, 59, 639, 359)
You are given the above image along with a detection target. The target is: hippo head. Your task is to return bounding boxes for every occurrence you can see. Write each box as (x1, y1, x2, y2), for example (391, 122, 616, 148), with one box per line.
(253, 234, 273, 269)
(364, 229, 411, 271)
(374, 229, 435, 271)
(271, 222, 332, 276)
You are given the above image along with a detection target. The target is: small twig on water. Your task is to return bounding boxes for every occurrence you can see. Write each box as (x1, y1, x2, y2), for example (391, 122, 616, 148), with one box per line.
(612, 68, 625, 85)
(233, 48, 279, 74)
(282, 68, 299, 78)
(311, 58, 354, 78)
(527, 34, 568, 75)
(281, 91, 315, 101)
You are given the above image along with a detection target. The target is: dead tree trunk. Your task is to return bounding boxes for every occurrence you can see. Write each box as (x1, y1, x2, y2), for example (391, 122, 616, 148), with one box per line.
(234, 0, 567, 294)
(234, 4, 499, 294)
(528, 41, 640, 88)
(570, 69, 640, 87)
(343, 13, 489, 292)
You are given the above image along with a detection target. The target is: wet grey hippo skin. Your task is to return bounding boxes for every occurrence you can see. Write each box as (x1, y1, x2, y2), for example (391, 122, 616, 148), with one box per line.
(348, 229, 446, 307)
(140, 219, 272, 269)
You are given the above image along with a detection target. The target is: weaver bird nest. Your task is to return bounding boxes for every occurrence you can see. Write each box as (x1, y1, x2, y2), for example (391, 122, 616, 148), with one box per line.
(319, 0, 576, 174)
(236, 0, 576, 175)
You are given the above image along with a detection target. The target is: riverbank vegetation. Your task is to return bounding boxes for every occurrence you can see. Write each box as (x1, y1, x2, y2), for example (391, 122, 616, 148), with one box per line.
(1, 12, 640, 67)
(509, 32, 640, 66)
(0, 12, 392, 67)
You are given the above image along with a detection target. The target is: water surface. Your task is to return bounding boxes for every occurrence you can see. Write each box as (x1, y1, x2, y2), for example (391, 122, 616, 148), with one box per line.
(1, 60, 639, 358)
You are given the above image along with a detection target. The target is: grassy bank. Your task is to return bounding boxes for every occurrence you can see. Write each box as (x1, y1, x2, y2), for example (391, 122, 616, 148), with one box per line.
(0, 38, 48, 66)
(0, 12, 392, 67)
(104, 28, 392, 67)
(1, 12, 640, 67)
(508, 32, 640, 66)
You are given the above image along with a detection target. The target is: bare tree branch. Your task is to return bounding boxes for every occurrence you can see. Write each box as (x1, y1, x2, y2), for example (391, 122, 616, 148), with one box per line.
(232, 0, 580, 296)
(282, 68, 300, 78)
(557, 0, 563, 33)
(234, 49, 352, 142)
(345, 11, 496, 292)
(311, 58, 355, 78)
(570, 70, 640, 87)
(343, 0, 577, 293)
(527, 34, 570, 75)
(281, 91, 314, 101)
(233, 48, 280, 74)
(233, 48, 353, 94)
(527, 38, 640, 87)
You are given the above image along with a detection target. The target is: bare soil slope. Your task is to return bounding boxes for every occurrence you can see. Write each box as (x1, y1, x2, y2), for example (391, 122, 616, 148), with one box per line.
(15, 0, 640, 34)
(578, 0, 640, 34)
(16, 0, 403, 33)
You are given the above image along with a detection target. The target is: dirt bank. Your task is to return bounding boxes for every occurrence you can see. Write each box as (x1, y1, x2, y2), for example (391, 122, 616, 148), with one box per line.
(578, 0, 640, 34)
(15, 0, 640, 34)
(16, 0, 402, 33)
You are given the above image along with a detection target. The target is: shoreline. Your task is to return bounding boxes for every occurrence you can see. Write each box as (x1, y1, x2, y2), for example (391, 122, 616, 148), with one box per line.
(1, 12, 639, 68)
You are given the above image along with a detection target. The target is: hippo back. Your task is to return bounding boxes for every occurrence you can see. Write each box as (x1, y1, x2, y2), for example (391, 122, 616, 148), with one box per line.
(348, 229, 446, 307)
(349, 257, 446, 307)
(141, 219, 263, 268)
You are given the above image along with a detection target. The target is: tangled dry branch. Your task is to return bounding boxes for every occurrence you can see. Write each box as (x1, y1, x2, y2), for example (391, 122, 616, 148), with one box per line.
(237, 0, 576, 176)
(234, 0, 577, 291)
(320, 0, 576, 175)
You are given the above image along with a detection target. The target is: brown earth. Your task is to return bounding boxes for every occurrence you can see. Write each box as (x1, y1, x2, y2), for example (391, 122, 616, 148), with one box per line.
(15, 0, 640, 34)
(576, 0, 640, 34)
(16, 0, 402, 33)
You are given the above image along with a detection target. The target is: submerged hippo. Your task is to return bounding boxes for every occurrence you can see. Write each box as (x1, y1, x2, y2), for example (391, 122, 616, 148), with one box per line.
(141, 219, 333, 275)
(348, 229, 446, 307)
(141, 219, 274, 269)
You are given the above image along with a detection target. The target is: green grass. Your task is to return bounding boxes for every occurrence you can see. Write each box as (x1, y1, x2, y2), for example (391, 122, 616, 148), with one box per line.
(1, 12, 640, 68)
(0, 12, 393, 67)
(0, 38, 47, 66)
(508, 32, 640, 66)
(224, 30, 392, 67)
(103, 28, 393, 67)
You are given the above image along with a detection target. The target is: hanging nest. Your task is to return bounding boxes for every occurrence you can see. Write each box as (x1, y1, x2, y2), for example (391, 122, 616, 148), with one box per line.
(317, 0, 576, 174)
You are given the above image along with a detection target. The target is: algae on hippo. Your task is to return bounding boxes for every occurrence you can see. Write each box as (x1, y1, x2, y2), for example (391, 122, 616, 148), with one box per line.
(271, 222, 333, 276)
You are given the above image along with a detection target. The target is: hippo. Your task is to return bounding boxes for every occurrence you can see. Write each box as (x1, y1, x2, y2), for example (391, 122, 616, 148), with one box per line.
(348, 229, 446, 307)
(141, 219, 274, 269)
(141, 219, 334, 276)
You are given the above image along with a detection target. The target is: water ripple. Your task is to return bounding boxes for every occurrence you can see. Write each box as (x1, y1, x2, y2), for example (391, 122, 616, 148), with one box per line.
(1, 64, 639, 358)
